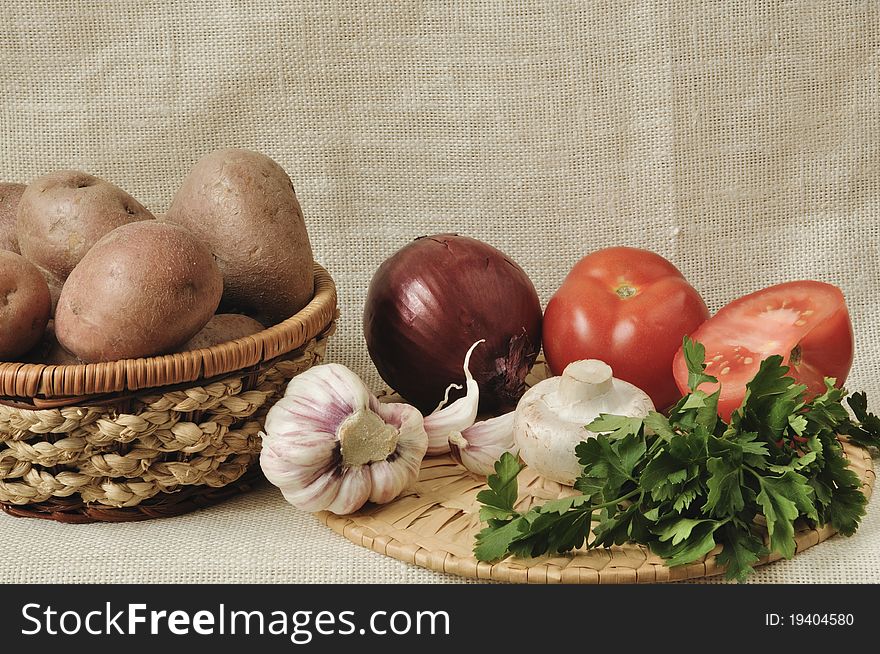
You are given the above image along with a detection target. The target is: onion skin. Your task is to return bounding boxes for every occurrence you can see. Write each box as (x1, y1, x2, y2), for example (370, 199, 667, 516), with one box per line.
(364, 234, 542, 413)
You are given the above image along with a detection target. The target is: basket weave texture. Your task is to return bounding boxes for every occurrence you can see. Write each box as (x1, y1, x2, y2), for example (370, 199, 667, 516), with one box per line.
(319, 443, 875, 583)
(319, 362, 876, 583)
(0, 264, 337, 523)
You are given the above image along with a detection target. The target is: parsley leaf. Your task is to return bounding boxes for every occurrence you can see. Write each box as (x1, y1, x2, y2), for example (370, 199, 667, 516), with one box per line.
(575, 432, 645, 492)
(641, 451, 688, 500)
(473, 341, 880, 581)
(755, 472, 813, 559)
(651, 519, 722, 567)
(585, 414, 644, 439)
(705, 456, 745, 517)
(829, 486, 868, 536)
(474, 517, 528, 562)
(715, 521, 766, 582)
(681, 336, 718, 392)
(475, 452, 523, 521)
(844, 392, 880, 449)
(643, 411, 676, 441)
(734, 355, 806, 439)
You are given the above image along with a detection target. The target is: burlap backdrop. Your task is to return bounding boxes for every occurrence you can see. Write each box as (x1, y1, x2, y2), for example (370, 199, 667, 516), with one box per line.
(1, 1, 878, 583)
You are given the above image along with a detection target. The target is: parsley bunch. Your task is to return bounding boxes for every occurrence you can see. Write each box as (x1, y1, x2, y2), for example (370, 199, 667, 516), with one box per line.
(474, 338, 880, 581)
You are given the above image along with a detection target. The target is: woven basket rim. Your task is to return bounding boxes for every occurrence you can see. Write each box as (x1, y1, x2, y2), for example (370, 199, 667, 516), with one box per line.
(0, 262, 337, 401)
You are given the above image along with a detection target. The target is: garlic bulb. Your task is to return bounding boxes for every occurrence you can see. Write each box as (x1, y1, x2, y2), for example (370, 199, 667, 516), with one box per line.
(514, 359, 654, 486)
(449, 412, 517, 476)
(260, 364, 428, 515)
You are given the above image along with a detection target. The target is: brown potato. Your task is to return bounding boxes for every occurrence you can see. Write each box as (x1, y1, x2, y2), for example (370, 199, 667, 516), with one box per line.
(16, 170, 154, 284)
(22, 321, 81, 365)
(47, 279, 63, 316)
(55, 221, 223, 362)
(181, 313, 266, 350)
(0, 251, 52, 359)
(0, 182, 25, 254)
(166, 149, 314, 325)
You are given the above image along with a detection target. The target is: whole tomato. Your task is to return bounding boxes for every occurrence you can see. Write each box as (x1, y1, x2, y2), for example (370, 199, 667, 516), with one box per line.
(543, 247, 710, 410)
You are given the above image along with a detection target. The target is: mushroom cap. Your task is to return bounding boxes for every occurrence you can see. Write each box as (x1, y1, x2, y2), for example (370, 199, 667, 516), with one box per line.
(513, 362, 655, 486)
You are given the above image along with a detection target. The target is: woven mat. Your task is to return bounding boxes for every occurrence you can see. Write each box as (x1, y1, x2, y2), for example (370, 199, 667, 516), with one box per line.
(318, 363, 880, 583)
(317, 443, 875, 584)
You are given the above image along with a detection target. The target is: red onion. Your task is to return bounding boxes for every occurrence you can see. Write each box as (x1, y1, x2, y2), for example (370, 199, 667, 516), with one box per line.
(363, 234, 542, 414)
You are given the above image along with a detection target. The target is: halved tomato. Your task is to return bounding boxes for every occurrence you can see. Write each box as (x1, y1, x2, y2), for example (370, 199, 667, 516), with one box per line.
(672, 281, 854, 421)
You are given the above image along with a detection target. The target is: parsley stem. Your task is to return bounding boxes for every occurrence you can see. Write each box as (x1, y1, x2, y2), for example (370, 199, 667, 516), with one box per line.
(587, 488, 642, 509)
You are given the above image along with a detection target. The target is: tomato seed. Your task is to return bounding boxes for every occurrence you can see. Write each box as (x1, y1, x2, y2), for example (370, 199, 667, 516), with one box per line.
(795, 319, 806, 326)
(743, 357, 753, 364)
(720, 367, 730, 375)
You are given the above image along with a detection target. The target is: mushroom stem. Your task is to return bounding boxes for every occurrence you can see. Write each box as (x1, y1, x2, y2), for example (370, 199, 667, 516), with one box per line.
(557, 359, 614, 405)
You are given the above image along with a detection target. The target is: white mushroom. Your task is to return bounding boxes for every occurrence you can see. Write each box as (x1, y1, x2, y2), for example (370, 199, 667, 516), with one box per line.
(513, 359, 654, 486)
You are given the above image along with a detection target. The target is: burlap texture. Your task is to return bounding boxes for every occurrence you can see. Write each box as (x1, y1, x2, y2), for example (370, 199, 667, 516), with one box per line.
(1, 1, 878, 583)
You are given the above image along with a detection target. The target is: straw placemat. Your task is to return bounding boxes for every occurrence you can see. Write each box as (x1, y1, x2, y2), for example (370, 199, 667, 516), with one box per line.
(318, 360, 876, 582)
(317, 441, 874, 583)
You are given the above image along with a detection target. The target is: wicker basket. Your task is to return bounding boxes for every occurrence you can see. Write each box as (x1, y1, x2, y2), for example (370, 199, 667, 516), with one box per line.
(0, 263, 337, 523)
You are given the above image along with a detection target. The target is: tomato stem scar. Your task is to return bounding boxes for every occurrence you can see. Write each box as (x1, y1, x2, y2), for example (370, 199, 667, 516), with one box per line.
(616, 284, 637, 299)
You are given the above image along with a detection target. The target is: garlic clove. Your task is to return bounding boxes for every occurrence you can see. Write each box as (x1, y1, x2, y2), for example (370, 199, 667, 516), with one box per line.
(368, 458, 411, 504)
(277, 363, 372, 431)
(422, 339, 484, 455)
(371, 397, 429, 464)
(371, 395, 426, 438)
(324, 465, 372, 515)
(433, 382, 463, 412)
(277, 467, 343, 513)
(367, 398, 428, 503)
(260, 437, 337, 489)
(448, 411, 517, 476)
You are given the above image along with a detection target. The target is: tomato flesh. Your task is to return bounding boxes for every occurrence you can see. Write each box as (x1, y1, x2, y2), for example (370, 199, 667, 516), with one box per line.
(672, 281, 854, 422)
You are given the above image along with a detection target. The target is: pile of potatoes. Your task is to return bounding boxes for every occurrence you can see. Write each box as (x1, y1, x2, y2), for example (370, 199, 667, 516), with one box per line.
(0, 149, 315, 364)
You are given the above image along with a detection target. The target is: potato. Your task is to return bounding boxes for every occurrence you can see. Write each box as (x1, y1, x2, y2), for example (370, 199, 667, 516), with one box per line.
(0, 182, 25, 253)
(0, 251, 52, 359)
(181, 313, 266, 350)
(166, 149, 314, 325)
(16, 170, 154, 284)
(22, 321, 81, 365)
(55, 221, 223, 362)
(47, 279, 63, 315)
